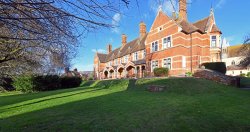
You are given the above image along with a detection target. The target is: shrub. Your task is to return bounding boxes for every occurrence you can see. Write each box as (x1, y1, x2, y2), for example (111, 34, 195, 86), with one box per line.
(34, 75, 61, 91)
(247, 72, 250, 77)
(153, 68, 169, 77)
(13, 75, 82, 93)
(88, 77, 94, 80)
(0, 77, 15, 91)
(201, 62, 226, 74)
(185, 72, 193, 77)
(60, 77, 82, 88)
(13, 75, 35, 93)
(240, 73, 246, 77)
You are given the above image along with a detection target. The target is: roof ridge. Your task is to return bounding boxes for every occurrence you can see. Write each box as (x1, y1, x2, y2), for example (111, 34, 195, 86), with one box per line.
(193, 16, 210, 24)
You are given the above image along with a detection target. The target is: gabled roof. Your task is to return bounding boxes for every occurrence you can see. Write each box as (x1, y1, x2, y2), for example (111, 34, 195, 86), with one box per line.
(96, 34, 147, 63)
(211, 24, 222, 33)
(227, 44, 243, 57)
(96, 53, 107, 63)
(193, 17, 210, 33)
(176, 19, 203, 34)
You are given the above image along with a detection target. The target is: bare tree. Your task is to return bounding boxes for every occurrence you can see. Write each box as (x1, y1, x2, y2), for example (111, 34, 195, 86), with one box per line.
(0, 0, 129, 77)
(238, 35, 250, 67)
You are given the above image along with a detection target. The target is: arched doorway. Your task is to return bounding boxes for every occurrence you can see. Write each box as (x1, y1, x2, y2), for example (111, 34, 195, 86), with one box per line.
(118, 67, 124, 79)
(109, 69, 114, 79)
(126, 65, 135, 78)
(104, 71, 108, 79)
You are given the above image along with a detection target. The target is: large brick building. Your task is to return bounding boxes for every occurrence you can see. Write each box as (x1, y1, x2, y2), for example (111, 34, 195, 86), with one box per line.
(93, 0, 222, 80)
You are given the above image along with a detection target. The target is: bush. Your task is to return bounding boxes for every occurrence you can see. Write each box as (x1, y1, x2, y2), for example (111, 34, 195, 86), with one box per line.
(240, 73, 246, 77)
(153, 68, 169, 77)
(13, 75, 82, 93)
(13, 75, 35, 93)
(201, 62, 226, 74)
(0, 77, 15, 91)
(185, 72, 193, 77)
(60, 77, 82, 88)
(247, 72, 250, 77)
(34, 75, 61, 91)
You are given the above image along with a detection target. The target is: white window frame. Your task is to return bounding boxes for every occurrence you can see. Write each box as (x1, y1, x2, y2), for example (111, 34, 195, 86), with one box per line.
(162, 58, 172, 70)
(211, 35, 217, 48)
(151, 41, 158, 52)
(115, 59, 118, 65)
(134, 52, 138, 61)
(151, 60, 159, 72)
(162, 35, 172, 50)
(143, 50, 146, 58)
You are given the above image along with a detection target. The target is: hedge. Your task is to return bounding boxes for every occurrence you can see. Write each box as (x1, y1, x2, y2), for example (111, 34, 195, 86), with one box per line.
(247, 72, 250, 77)
(13, 75, 82, 92)
(153, 67, 169, 77)
(201, 62, 226, 74)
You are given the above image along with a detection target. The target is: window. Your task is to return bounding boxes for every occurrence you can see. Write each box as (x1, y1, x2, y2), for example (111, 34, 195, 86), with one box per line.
(134, 52, 138, 61)
(231, 60, 235, 65)
(182, 56, 186, 68)
(151, 41, 158, 52)
(124, 55, 128, 63)
(163, 58, 171, 69)
(151, 60, 158, 71)
(143, 50, 146, 58)
(211, 36, 217, 47)
(109, 61, 112, 66)
(115, 59, 118, 65)
(163, 36, 172, 49)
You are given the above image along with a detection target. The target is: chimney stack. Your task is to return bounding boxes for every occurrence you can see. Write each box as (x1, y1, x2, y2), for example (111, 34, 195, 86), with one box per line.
(172, 12, 176, 20)
(139, 22, 146, 37)
(122, 34, 127, 47)
(107, 44, 112, 54)
(179, 0, 187, 21)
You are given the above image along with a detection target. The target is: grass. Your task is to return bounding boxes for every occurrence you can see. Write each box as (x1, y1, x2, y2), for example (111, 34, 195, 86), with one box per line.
(0, 78, 250, 131)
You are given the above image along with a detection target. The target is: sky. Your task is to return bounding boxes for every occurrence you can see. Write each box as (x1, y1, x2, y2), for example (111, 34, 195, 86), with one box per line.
(72, 0, 250, 71)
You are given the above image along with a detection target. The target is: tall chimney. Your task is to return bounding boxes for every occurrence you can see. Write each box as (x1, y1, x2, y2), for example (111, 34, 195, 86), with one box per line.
(122, 34, 127, 47)
(172, 11, 176, 20)
(107, 44, 112, 54)
(179, 0, 187, 21)
(139, 22, 146, 37)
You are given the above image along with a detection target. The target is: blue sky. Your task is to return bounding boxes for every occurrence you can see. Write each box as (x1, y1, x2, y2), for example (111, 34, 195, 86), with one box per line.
(72, 0, 250, 71)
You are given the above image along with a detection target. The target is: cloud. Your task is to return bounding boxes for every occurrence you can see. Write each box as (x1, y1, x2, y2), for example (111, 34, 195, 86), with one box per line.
(111, 13, 121, 33)
(215, 0, 226, 9)
(91, 49, 106, 53)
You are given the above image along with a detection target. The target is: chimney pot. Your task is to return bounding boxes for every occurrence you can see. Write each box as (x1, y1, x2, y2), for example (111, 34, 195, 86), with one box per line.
(122, 34, 127, 47)
(107, 44, 112, 54)
(139, 22, 146, 37)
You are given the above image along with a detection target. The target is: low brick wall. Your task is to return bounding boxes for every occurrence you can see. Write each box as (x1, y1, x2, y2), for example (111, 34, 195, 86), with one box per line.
(193, 69, 240, 87)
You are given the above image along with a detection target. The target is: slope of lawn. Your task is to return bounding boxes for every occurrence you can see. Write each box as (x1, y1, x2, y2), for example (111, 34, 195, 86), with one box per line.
(0, 78, 250, 131)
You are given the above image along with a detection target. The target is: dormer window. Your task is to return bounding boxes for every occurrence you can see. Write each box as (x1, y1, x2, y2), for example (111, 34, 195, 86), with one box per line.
(211, 36, 217, 47)
(158, 26, 163, 32)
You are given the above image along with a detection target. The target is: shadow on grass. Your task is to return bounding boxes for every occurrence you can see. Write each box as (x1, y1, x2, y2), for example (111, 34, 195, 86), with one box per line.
(1, 83, 250, 131)
(1, 78, 250, 131)
(0, 88, 103, 112)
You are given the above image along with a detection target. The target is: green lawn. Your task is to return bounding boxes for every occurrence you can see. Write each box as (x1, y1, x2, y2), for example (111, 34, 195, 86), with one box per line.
(0, 78, 250, 131)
